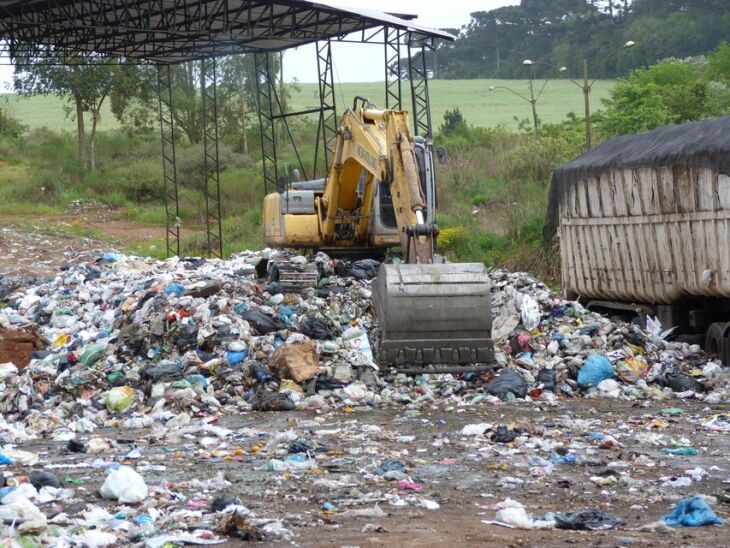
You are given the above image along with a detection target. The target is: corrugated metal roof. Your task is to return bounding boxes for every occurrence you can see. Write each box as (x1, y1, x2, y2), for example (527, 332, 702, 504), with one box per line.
(0, 0, 454, 63)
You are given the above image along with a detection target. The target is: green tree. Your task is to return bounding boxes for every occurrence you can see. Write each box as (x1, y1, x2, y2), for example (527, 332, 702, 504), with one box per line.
(597, 81, 669, 135)
(598, 56, 730, 137)
(219, 55, 257, 154)
(110, 65, 158, 134)
(632, 60, 709, 123)
(0, 107, 26, 138)
(708, 41, 730, 84)
(13, 55, 138, 170)
(440, 108, 468, 136)
(117, 54, 283, 149)
(437, 0, 730, 80)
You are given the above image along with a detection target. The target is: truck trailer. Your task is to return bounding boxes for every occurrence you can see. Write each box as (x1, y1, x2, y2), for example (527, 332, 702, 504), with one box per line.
(546, 115, 730, 363)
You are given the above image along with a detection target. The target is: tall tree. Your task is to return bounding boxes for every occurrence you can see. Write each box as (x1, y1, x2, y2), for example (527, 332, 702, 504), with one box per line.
(13, 54, 138, 170)
(219, 55, 258, 154)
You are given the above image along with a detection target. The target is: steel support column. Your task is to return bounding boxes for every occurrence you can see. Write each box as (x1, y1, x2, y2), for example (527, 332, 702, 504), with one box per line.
(384, 27, 403, 110)
(254, 52, 277, 193)
(157, 63, 180, 258)
(408, 43, 433, 139)
(200, 56, 223, 259)
(314, 40, 337, 178)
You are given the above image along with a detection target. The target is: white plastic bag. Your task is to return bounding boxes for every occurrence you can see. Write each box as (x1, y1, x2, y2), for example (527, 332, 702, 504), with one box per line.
(99, 465, 147, 503)
(520, 295, 541, 331)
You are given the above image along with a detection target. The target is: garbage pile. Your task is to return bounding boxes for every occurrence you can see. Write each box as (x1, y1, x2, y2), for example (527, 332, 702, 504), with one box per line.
(0, 250, 728, 544)
(1, 252, 727, 422)
(489, 269, 730, 404)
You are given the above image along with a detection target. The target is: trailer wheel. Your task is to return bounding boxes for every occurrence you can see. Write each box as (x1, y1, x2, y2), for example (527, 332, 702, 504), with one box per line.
(705, 322, 726, 359)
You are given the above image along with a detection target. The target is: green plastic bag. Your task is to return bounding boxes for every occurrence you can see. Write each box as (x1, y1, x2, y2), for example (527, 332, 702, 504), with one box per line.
(105, 386, 135, 412)
(79, 343, 107, 366)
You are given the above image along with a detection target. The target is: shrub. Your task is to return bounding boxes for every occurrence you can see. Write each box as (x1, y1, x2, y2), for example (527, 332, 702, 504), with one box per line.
(471, 193, 488, 206)
(0, 108, 27, 138)
(176, 143, 246, 191)
(4, 169, 64, 203)
(440, 108, 468, 136)
(89, 159, 163, 203)
(437, 225, 467, 249)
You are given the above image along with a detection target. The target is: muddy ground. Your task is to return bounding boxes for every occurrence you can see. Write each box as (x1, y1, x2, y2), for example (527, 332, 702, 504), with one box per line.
(6, 399, 729, 547)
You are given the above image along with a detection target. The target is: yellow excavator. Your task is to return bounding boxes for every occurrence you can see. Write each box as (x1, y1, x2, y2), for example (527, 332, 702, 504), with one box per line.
(263, 98, 493, 367)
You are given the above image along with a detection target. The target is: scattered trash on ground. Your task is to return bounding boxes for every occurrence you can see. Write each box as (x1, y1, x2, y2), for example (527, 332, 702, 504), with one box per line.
(0, 251, 728, 544)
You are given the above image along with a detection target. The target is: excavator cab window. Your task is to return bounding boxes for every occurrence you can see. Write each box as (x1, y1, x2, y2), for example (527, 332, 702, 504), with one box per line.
(379, 180, 397, 228)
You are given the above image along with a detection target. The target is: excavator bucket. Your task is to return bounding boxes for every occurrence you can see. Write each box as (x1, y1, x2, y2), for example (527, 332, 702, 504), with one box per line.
(372, 263, 494, 366)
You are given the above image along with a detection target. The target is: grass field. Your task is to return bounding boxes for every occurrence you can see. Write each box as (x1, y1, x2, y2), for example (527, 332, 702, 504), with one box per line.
(288, 79, 614, 129)
(0, 79, 614, 132)
(0, 93, 119, 132)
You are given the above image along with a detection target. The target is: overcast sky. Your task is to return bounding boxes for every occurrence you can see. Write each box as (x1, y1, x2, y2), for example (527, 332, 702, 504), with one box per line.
(285, 1, 516, 82)
(0, 1, 516, 90)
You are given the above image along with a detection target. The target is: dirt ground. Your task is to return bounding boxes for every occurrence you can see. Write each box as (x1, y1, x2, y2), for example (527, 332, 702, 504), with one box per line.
(6, 399, 728, 546)
(0, 326, 46, 368)
(0, 202, 174, 278)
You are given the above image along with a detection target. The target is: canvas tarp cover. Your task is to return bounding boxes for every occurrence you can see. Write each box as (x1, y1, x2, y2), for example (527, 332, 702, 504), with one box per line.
(544, 115, 730, 239)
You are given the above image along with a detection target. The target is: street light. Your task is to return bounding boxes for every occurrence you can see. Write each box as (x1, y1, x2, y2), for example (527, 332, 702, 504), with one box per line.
(489, 64, 552, 133)
(523, 40, 635, 150)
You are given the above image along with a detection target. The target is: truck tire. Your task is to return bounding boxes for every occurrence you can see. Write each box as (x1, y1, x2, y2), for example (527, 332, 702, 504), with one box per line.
(705, 322, 726, 359)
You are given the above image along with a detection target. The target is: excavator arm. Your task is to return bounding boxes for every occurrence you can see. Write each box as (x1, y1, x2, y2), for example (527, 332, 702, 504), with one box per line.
(319, 103, 437, 263)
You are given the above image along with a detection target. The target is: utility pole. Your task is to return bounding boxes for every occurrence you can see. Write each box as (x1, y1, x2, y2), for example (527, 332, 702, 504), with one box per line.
(525, 41, 635, 151)
(528, 74, 538, 133)
(583, 58, 591, 150)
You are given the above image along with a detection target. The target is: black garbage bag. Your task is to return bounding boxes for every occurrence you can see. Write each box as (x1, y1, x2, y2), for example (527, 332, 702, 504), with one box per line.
(662, 369, 704, 392)
(267, 282, 284, 295)
(317, 286, 346, 298)
(67, 439, 86, 453)
(30, 470, 63, 490)
(143, 362, 183, 382)
(348, 259, 380, 280)
(537, 367, 556, 392)
(299, 316, 335, 340)
(210, 494, 240, 512)
(333, 259, 381, 280)
(174, 323, 199, 352)
(249, 361, 274, 382)
(314, 376, 347, 390)
(250, 390, 295, 411)
(487, 368, 528, 400)
(554, 509, 626, 531)
(255, 258, 269, 279)
(490, 425, 521, 443)
(240, 309, 283, 334)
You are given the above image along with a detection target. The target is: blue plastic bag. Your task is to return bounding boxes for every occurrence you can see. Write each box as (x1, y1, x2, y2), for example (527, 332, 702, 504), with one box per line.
(226, 350, 248, 366)
(233, 302, 250, 315)
(577, 355, 614, 387)
(0, 453, 13, 465)
(100, 252, 122, 264)
(164, 283, 185, 297)
(663, 496, 723, 527)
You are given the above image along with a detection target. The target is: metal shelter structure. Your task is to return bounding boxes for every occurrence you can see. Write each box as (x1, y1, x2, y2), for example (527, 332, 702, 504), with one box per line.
(0, 1, 453, 258)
